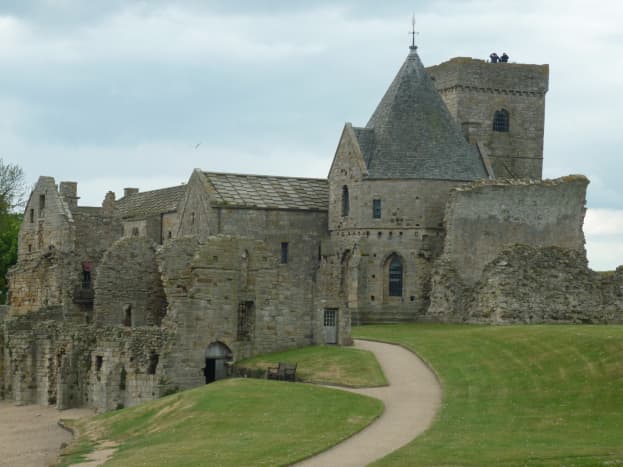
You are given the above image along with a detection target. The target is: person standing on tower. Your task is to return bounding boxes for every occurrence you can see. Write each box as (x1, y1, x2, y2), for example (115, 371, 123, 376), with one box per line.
(500, 52, 509, 62)
(490, 52, 499, 63)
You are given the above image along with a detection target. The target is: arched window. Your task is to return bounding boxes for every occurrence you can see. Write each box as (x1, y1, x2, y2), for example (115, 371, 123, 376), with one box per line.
(341, 185, 349, 217)
(387, 255, 403, 297)
(493, 109, 509, 132)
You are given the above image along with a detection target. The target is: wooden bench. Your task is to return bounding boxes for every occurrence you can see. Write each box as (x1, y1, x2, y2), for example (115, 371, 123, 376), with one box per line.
(267, 362, 297, 382)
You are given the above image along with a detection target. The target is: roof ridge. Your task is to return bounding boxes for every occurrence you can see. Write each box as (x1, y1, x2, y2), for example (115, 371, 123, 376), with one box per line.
(203, 171, 327, 182)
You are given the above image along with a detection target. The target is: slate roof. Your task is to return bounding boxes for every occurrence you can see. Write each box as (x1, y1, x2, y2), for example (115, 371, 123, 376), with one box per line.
(356, 48, 487, 181)
(117, 184, 186, 219)
(202, 172, 328, 211)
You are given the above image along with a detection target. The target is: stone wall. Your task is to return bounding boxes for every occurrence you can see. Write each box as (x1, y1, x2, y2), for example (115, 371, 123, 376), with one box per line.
(2, 307, 172, 412)
(2, 308, 95, 407)
(440, 176, 588, 286)
(427, 58, 549, 180)
(88, 326, 170, 412)
(322, 230, 445, 323)
(9, 177, 122, 318)
(159, 235, 329, 390)
(426, 175, 610, 323)
(429, 245, 623, 324)
(94, 237, 167, 328)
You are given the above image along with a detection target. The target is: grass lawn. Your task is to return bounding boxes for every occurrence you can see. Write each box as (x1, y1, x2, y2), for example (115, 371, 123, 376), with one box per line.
(236, 344, 387, 387)
(354, 324, 623, 466)
(59, 378, 383, 467)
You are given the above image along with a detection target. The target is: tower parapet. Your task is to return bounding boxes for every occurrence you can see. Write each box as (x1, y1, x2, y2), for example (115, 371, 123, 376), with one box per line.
(427, 57, 549, 180)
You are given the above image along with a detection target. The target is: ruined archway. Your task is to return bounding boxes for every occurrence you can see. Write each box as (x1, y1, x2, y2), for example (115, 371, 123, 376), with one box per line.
(203, 342, 233, 384)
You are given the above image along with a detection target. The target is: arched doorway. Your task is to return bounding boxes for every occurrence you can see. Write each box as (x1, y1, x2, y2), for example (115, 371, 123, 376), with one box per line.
(203, 342, 233, 384)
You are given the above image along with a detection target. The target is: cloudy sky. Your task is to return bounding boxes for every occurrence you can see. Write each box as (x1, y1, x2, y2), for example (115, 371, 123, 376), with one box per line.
(1, 0, 622, 269)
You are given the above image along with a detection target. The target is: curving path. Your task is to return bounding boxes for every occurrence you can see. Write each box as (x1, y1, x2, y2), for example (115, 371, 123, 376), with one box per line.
(296, 339, 442, 467)
(0, 402, 93, 467)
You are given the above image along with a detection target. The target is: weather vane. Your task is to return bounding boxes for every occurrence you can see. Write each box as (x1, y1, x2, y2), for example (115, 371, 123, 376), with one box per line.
(409, 15, 419, 50)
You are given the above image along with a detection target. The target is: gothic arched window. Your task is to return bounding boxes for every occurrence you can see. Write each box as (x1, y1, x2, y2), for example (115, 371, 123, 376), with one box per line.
(493, 109, 510, 132)
(342, 185, 350, 217)
(388, 255, 403, 297)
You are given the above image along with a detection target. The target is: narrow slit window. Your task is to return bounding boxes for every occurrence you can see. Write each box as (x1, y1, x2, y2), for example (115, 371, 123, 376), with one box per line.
(119, 367, 127, 390)
(281, 242, 289, 264)
(123, 304, 132, 327)
(39, 194, 46, 216)
(341, 186, 349, 217)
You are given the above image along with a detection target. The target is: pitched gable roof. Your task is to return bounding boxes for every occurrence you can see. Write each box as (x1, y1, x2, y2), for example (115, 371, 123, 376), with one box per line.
(202, 172, 327, 211)
(356, 49, 487, 181)
(117, 184, 186, 219)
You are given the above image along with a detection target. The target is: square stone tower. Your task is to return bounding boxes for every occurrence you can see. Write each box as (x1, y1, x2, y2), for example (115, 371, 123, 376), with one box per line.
(427, 58, 549, 180)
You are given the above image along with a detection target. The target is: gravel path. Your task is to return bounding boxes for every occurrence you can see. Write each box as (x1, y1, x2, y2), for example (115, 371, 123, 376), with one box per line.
(0, 402, 93, 467)
(296, 339, 442, 467)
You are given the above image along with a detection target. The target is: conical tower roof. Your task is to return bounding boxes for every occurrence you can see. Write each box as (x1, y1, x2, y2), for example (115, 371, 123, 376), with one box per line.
(354, 48, 487, 180)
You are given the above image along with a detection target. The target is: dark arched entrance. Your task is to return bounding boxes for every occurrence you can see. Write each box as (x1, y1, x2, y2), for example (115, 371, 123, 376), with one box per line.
(203, 342, 233, 384)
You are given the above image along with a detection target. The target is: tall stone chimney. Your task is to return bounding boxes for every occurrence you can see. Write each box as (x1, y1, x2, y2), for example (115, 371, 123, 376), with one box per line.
(59, 181, 79, 208)
(102, 191, 116, 216)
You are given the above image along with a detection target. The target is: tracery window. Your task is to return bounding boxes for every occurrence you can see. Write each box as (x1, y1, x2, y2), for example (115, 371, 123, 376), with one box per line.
(493, 109, 510, 132)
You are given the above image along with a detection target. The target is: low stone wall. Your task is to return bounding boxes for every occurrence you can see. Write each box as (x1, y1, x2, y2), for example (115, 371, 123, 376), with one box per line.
(429, 245, 623, 323)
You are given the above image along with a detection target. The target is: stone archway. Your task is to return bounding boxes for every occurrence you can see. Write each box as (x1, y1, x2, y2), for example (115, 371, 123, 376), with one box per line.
(203, 342, 233, 384)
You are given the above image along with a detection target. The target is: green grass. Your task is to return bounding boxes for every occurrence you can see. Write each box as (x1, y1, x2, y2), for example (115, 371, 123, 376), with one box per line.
(60, 378, 383, 467)
(236, 345, 387, 387)
(353, 324, 623, 466)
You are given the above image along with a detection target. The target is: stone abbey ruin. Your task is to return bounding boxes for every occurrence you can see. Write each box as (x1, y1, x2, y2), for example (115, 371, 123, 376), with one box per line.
(2, 45, 623, 412)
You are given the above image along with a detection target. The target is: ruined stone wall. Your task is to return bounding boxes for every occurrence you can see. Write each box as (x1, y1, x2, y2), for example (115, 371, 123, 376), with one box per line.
(427, 176, 600, 322)
(17, 177, 74, 261)
(2, 308, 95, 407)
(8, 252, 69, 316)
(9, 178, 122, 318)
(9, 177, 75, 315)
(2, 307, 171, 412)
(429, 245, 623, 324)
(94, 237, 167, 328)
(427, 58, 549, 179)
(441, 176, 588, 286)
(88, 326, 170, 412)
